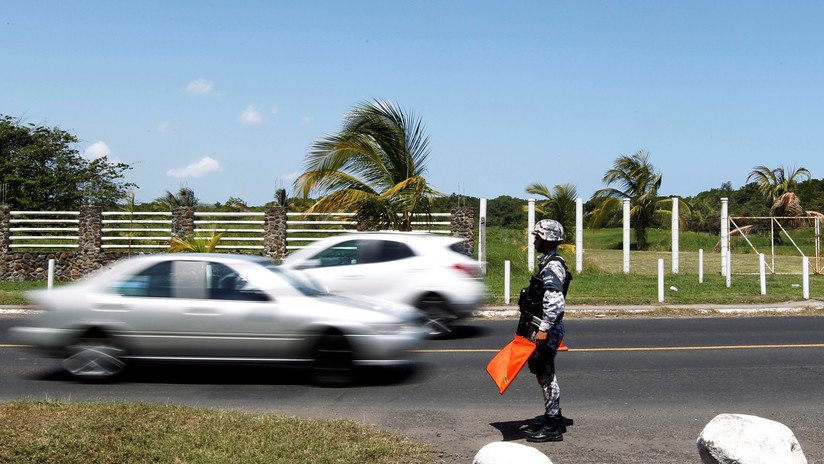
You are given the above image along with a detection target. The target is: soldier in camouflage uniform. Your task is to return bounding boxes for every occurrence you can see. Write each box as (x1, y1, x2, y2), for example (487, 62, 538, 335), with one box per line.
(525, 219, 570, 443)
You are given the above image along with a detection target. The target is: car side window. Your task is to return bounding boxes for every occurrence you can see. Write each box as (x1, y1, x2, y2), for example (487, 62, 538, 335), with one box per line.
(312, 240, 361, 267)
(111, 261, 173, 298)
(206, 262, 269, 301)
(374, 240, 415, 262)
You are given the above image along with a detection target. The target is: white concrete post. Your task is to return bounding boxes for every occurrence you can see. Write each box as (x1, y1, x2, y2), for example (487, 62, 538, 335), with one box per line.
(479, 198, 487, 275)
(575, 197, 583, 274)
(721, 198, 729, 277)
(657, 259, 665, 302)
(803, 256, 810, 300)
(726, 249, 732, 288)
(672, 197, 679, 274)
(504, 260, 511, 305)
(698, 249, 704, 284)
(759, 253, 766, 295)
(47, 258, 55, 290)
(528, 199, 535, 272)
(623, 198, 631, 274)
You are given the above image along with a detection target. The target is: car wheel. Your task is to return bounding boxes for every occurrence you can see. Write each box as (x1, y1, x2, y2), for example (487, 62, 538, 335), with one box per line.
(62, 331, 126, 381)
(419, 296, 455, 337)
(311, 331, 354, 387)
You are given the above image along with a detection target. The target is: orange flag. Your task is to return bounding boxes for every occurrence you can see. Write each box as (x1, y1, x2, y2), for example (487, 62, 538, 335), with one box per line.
(485, 335, 537, 395)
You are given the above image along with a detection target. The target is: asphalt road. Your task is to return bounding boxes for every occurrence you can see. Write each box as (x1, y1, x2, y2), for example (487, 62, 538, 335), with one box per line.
(2, 314, 823, 464)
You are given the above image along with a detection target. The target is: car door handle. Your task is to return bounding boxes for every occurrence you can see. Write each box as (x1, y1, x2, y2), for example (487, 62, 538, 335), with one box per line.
(340, 275, 365, 280)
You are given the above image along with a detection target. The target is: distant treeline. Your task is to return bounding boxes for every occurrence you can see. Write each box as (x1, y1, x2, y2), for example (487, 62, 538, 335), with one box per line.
(424, 179, 824, 232)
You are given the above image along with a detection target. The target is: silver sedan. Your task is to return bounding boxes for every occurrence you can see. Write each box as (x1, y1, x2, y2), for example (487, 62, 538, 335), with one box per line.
(10, 253, 428, 385)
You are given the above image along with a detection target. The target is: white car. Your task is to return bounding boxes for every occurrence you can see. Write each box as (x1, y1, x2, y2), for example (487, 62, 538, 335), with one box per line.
(10, 253, 427, 385)
(281, 232, 487, 335)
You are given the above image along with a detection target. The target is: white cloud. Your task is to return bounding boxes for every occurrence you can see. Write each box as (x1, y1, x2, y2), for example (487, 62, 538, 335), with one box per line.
(300, 115, 314, 126)
(239, 105, 264, 125)
(185, 78, 214, 95)
(157, 121, 171, 132)
(83, 141, 111, 160)
(166, 157, 222, 178)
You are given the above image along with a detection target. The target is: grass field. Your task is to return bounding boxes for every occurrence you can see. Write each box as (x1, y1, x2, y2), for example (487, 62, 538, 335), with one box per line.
(0, 226, 820, 306)
(0, 401, 435, 464)
(483, 227, 822, 305)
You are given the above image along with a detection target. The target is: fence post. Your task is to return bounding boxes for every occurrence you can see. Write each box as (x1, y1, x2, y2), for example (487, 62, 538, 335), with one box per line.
(527, 199, 535, 272)
(479, 198, 487, 275)
(721, 197, 729, 277)
(623, 198, 631, 274)
(803, 256, 810, 299)
(0, 206, 9, 280)
(504, 260, 511, 305)
(672, 196, 679, 274)
(264, 206, 287, 263)
(726, 249, 732, 288)
(450, 207, 475, 256)
(759, 253, 766, 295)
(575, 197, 583, 274)
(171, 207, 195, 241)
(78, 206, 103, 255)
(657, 259, 664, 302)
(698, 249, 704, 283)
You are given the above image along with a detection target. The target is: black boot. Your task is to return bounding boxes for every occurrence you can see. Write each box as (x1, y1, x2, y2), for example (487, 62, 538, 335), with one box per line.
(526, 414, 563, 442)
(558, 408, 567, 433)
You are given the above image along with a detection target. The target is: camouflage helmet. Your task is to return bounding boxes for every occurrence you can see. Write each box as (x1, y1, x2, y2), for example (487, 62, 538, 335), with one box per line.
(533, 219, 565, 242)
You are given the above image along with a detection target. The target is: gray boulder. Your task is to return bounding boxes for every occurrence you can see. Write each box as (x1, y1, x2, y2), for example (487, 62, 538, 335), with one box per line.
(697, 413, 807, 464)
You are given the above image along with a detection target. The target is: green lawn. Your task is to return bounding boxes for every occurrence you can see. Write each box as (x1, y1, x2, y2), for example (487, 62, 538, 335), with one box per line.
(483, 227, 822, 305)
(0, 401, 436, 464)
(0, 226, 820, 306)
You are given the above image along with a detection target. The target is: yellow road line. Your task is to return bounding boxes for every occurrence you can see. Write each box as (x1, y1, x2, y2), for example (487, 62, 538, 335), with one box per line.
(412, 343, 824, 353)
(0, 344, 30, 348)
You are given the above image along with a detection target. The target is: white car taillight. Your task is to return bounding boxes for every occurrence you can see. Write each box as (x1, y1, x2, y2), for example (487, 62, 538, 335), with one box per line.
(451, 263, 478, 278)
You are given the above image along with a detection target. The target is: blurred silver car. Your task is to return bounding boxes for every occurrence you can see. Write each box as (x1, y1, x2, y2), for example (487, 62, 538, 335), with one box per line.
(281, 232, 487, 335)
(10, 253, 427, 385)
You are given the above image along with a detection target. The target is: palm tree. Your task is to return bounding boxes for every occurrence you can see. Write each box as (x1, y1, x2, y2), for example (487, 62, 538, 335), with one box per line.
(154, 187, 198, 211)
(525, 182, 578, 240)
(746, 165, 811, 216)
(590, 151, 664, 250)
(169, 228, 224, 253)
(293, 100, 439, 231)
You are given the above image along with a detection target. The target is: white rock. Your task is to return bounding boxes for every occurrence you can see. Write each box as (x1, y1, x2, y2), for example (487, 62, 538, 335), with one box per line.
(473, 442, 553, 464)
(697, 414, 807, 464)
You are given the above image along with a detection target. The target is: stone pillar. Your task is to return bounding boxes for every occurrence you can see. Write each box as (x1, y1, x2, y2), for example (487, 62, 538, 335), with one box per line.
(0, 206, 10, 280)
(171, 207, 195, 240)
(450, 207, 475, 256)
(78, 206, 103, 254)
(264, 206, 287, 263)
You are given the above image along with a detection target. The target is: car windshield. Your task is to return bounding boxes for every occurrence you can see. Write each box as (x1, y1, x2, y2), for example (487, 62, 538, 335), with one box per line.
(260, 262, 327, 296)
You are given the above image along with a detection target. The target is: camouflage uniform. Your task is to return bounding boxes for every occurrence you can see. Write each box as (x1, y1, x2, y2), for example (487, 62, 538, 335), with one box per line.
(526, 250, 566, 417)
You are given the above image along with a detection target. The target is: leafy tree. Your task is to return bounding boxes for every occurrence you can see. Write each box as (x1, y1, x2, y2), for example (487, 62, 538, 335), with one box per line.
(293, 100, 439, 231)
(525, 182, 578, 239)
(486, 195, 528, 228)
(0, 115, 134, 209)
(589, 151, 667, 250)
(746, 165, 811, 216)
(153, 187, 198, 211)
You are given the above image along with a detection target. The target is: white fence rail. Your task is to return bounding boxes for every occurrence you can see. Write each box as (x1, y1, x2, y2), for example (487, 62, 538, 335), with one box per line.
(9, 211, 80, 249)
(6, 210, 454, 252)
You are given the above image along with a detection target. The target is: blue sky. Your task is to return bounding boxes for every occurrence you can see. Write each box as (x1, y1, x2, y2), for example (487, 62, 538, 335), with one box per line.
(2, 1, 822, 205)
